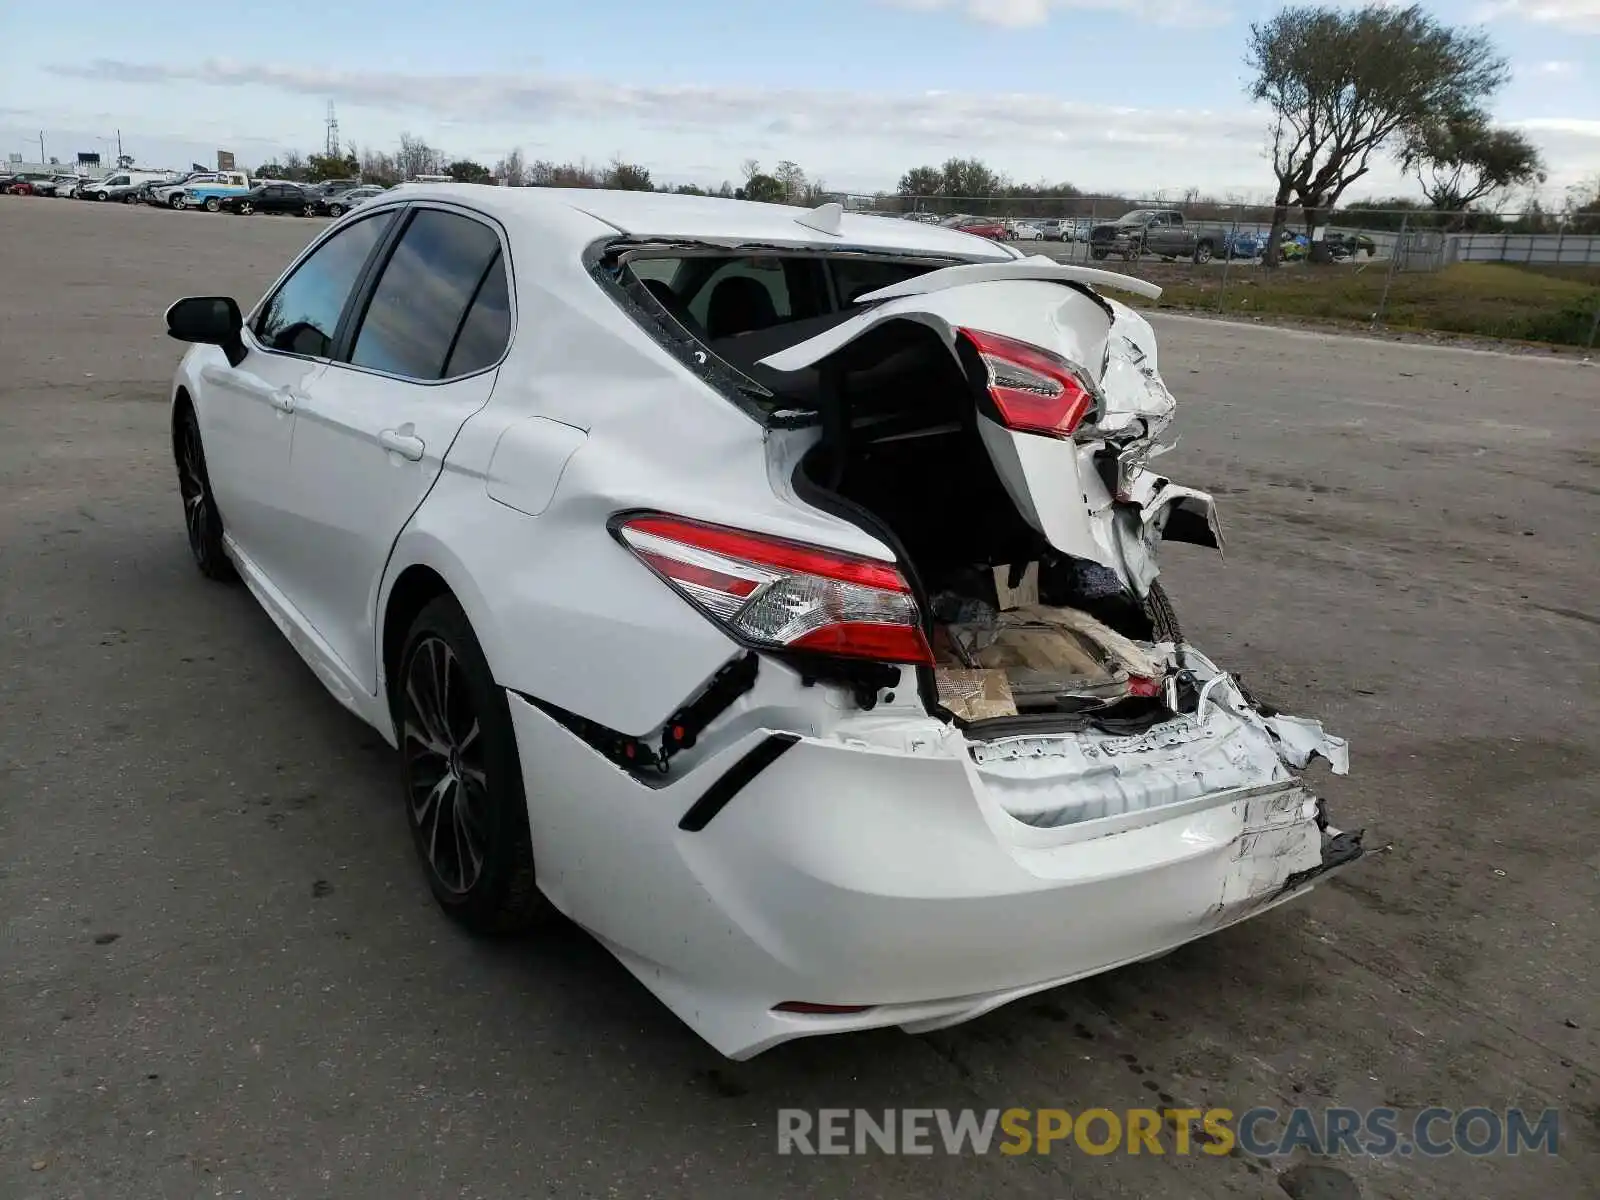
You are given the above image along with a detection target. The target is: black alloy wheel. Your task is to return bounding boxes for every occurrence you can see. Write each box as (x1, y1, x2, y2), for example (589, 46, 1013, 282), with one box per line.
(397, 597, 546, 933)
(175, 407, 234, 581)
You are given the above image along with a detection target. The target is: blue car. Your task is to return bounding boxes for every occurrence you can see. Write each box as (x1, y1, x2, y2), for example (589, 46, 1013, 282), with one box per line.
(1223, 230, 1265, 259)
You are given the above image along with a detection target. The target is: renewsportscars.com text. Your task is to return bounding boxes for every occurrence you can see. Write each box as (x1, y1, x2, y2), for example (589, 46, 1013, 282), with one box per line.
(776, 1107, 1560, 1157)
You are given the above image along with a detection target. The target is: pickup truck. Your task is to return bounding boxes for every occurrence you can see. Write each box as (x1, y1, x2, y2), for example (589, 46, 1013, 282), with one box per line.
(149, 171, 236, 209)
(1087, 209, 1232, 264)
(181, 171, 252, 212)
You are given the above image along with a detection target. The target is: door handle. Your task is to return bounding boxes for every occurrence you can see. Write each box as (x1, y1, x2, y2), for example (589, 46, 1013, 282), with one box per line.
(379, 428, 426, 461)
(269, 388, 299, 414)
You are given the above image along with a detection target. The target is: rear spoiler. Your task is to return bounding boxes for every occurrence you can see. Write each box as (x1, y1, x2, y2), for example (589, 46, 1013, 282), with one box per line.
(853, 255, 1163, 304)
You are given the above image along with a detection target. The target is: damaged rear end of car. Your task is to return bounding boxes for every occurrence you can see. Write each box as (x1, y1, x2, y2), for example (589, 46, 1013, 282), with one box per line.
(549, 232, 1364, 1058)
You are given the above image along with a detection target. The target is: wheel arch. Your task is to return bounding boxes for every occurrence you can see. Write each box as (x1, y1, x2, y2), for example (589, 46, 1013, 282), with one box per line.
(377, 541, 508, 734)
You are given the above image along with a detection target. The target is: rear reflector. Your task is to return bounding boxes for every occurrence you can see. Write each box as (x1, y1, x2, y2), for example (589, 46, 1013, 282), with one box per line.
(617, 514, 935, 666)
(774, 1001, 876, 1015)
(958, 327, 1096, 438)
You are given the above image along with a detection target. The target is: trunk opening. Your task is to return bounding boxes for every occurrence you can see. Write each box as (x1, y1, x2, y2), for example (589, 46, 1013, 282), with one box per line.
(785, 318, 1174, 733)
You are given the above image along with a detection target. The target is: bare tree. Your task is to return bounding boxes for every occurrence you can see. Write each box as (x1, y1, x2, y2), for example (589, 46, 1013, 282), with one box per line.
(773, 160, 807, 201)
(1247, 3, 1509, 265)
(496, 147, 526, 187)
(280, 149, 307, 180)
(1402, 110, 1545, 222)
(740, 158, 760, 183)
(396, 132, 442, 181)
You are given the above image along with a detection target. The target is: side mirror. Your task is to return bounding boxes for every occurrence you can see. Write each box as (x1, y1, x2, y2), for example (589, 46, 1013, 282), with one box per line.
(165, 296, 246, 367)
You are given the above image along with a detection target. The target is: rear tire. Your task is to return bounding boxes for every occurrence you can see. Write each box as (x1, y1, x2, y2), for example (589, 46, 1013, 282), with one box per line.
(1143, 579, 1182, 642)
(328, 203, 345, 217)
(1193, 241, 1213, 264)
(204, 197, 220, 213)
(396, 596, 548, 934)
(1091, 248, 1109, 261)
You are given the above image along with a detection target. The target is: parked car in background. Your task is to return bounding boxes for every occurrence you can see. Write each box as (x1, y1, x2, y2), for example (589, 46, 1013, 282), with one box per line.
(81, 171, 169, 202)
(1007, 220, 1044, 241)
(1038, 218, 1064, 241)
(216, 182, 317, 216)
(183, 172, 253, 212)
(1, 172, 52, 195)
(1223, 229, 1264, 259)
(30, 174, 79, 198)
(954, 218, 1008, 241)
(151, 171, 228, 209)
(1324, 232, 1377, 259)
(1088, 209, 1232, 264)
(311, 178, 362, 197)
(318, 185, 385, 217)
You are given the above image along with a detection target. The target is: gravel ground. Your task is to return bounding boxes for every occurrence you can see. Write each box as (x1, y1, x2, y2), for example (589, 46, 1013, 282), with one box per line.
(2, 196, 1597, 1200)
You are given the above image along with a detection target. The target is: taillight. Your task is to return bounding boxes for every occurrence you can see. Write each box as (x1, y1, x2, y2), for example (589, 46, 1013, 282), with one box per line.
(958, 327, 1096, 438)
(615, 514, 935, 666)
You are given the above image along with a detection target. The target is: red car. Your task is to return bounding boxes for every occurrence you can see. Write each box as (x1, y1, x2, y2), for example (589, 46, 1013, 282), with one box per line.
(2, 175, 39, 196)
(955, 219, 1007, 240)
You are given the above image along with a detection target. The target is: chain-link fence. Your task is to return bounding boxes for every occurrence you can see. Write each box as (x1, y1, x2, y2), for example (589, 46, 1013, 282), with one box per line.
(822, 194, 1600, 349)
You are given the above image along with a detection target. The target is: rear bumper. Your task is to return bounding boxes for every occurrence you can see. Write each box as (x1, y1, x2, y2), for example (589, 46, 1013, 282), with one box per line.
(508, 692, 1360, 1059)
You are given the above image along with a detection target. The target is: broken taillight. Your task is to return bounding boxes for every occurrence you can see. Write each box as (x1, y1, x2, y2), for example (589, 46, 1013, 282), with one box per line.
(615, 513, 935, 666)
(958, 327, 1096, 438)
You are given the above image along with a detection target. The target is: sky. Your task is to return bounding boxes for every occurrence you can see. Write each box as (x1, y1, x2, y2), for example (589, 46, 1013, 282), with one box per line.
(1, 0, 1596, 203)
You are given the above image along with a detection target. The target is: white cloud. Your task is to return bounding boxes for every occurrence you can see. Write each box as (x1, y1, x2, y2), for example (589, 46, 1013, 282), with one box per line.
(1480, 0, 1600, 32)
(877, 0, 1231, 28)
(34, 58, 1600, 200)
(1535, 59, 1578, 75)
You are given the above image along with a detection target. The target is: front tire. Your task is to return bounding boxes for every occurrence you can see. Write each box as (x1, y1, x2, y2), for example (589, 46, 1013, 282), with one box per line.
(327, 203, 345, 217)
(174, 405, 235, 581)
(1090, 248, 1109, 261)
(237, 201, 253, 215)
(397, 597, 547, 934)
(170, 194, 186, 209)
(1193, 241, 1213, 264)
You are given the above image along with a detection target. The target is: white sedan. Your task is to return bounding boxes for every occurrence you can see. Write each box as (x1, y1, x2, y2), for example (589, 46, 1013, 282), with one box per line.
(164, 186, 1361, 1059)
(1008, 220, 1045, 240)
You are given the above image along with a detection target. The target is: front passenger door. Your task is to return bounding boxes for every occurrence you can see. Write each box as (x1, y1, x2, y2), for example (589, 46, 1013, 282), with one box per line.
(200, 209, 398, 590)
(277, 206, 513, 689)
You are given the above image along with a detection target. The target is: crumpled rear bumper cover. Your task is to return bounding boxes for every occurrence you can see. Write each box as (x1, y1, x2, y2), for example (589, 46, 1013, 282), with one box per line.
(507, 686, 1363, 1060)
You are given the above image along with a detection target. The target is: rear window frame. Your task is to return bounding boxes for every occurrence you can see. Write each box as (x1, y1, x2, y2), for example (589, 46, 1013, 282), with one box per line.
(585, 238, 978, 428)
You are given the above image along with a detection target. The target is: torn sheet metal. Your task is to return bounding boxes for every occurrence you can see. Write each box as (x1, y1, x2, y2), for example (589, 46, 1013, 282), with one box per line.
(1264, 714, 1351, 775)
(964, 649, 1349, 829)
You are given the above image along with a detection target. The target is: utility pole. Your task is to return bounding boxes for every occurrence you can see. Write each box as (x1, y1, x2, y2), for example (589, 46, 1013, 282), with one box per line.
(325, 102, 340, 159)
(116, 129, 123, 165)
(39, 131, 45, 164)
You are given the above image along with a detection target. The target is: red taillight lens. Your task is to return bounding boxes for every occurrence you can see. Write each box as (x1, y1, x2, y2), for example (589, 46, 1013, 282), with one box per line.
(958, 327, 1096, 438)
(616, 514, 935, 666)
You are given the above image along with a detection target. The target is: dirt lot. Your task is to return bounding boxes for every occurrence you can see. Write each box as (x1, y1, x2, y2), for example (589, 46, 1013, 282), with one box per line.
(2, 197, 1597, 1200)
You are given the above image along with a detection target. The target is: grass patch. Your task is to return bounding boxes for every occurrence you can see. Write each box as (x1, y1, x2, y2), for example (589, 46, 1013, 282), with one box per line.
(1139, 262, 1600, 347)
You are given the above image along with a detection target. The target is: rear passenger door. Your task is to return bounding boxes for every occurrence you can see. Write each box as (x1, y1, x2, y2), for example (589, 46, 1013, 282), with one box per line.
(275, 204, 513, 690)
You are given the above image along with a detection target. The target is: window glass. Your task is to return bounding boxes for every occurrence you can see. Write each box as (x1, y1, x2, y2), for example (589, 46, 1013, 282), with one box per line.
(442, 252, 511, 377)
(349, 210, 503, 381)
(686, 258, 792, 328)
(254, 210, 396, 358)
(830, 259, 933, 304)
(628, 258, 681, 286)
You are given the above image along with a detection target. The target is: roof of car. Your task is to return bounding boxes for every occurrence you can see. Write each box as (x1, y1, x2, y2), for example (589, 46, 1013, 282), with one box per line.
(386, 184, 1021, 260)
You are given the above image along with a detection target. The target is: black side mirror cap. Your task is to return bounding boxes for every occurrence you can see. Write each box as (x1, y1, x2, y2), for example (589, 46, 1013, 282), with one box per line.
(165, 296, 246, 366)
